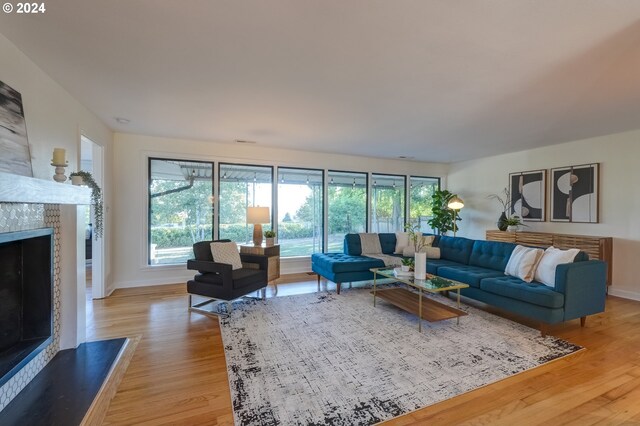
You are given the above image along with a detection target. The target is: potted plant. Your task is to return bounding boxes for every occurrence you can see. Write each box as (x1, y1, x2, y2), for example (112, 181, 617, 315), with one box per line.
(400, 257, 414, 272)
(487, 188, 511, 231)
(264, 230, 276, 246)
(504, 215, 524, 232)
(70, 171, 103, 239)
(426, 189, 461, 235)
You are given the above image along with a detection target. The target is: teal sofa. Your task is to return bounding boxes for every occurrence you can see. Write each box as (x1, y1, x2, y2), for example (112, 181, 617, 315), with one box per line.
(311, 233, 607, 333)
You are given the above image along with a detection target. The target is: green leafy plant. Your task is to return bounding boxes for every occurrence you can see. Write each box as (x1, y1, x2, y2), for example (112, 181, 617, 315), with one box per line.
(70, 171, 103, 239)
(504, 215, 525, 226)
(401, 257, 414, 268)
(426, 189, 461, 235)
(264, 230, 276, 238)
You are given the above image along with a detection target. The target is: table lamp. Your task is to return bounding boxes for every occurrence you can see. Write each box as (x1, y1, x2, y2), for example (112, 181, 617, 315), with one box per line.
(247, 206, 270, 246)
(447, 196, 464, 237)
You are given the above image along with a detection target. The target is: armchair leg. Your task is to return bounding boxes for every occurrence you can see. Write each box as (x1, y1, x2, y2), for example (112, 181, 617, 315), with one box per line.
(580, 316, 586, 327)
(317, 274, 321, 292)
(188, 294, 230, 318)
(336, 282, 341, 294)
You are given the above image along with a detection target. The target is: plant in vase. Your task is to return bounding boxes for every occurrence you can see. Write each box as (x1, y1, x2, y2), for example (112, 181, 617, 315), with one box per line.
(405, 223, 427, 279)
(504, 215, 525, 232)
(69, 171, 103, 239)
(264, 230, 276, 246)
(487, 188, 511, 231)
(400, 257, 414, 272)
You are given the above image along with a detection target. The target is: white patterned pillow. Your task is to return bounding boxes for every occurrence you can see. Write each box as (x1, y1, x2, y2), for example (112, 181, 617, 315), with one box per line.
(504, 245, 544, 283)
(210, 242, 242, 270)
(534, 246, 580, 287)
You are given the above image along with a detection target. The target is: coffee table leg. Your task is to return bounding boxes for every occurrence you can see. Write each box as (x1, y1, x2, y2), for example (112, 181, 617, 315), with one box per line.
(419, 288, 423, 332)
(457, 289, 461, 325)
(373, 273, 377, 307)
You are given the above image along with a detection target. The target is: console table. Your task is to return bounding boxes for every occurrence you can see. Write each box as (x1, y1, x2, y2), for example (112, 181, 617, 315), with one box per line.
(239, 243, 280, 284)
(486, 230, 613, 286)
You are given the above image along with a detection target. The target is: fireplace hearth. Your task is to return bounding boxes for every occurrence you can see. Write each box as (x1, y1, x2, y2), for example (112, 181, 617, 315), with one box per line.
(0, 228, 53, 387)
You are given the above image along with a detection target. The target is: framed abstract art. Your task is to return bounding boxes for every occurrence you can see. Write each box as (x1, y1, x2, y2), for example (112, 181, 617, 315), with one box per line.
(550, 163, 599, 223)
(509, 170, 546, 222)
(0, 80, 33, 177)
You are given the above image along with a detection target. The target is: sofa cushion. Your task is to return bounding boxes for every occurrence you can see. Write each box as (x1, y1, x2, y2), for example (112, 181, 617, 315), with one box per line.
(379, 233, 397, 254)
(469, 240, 516, 271)
(436, 236, 475, 265)
(480, 276, 565, 308)
(437, 265, 505, 288)
(311, 253, 385, 274)
(425, 258, 463, 275)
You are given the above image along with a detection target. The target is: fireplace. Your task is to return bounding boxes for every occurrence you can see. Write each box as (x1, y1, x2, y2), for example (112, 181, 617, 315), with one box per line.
(0, 228, 53, 387)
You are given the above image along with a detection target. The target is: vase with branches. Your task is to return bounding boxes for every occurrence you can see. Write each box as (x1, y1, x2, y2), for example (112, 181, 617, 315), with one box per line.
(70, 171, 103, 239)
(488, 188, 511, 231)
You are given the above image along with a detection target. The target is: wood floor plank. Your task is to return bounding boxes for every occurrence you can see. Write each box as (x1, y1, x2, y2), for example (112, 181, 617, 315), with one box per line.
(89, 279, 640, 425)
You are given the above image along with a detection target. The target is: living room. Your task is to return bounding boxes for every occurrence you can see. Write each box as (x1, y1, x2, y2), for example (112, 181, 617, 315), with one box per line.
(1, 2, 640, 425)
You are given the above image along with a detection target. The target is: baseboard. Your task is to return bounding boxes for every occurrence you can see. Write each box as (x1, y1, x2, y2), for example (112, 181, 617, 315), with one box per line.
(608, 287, 640, 301)
(113, 275, 190, 289)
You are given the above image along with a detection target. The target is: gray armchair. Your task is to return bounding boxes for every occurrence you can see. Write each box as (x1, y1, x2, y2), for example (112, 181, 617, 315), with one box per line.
(187, 240, 268, 317)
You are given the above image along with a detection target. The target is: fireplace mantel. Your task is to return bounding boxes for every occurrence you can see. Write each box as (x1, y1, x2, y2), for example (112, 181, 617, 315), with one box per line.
(0, 171, 91, 205)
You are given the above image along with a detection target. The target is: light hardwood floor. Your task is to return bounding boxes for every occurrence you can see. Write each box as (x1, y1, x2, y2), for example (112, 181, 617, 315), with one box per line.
(89, 276, 640, 425)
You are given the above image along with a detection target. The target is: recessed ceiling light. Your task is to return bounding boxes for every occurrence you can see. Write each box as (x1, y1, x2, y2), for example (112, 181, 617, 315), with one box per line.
(235, 139, 257, 144)
(115, 117, 130, 124)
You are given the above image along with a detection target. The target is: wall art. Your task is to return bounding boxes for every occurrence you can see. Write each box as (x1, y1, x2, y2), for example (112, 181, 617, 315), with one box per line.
(550, 163, 599, 223)
(0, 80, 33, 177)
(509, 169, 546, 221)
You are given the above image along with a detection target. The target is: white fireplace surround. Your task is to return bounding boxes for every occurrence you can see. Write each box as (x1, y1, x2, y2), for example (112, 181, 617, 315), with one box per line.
(0, 172, 90, 411)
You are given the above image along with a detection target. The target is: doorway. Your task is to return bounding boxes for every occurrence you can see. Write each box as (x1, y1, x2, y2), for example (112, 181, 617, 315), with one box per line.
(80, 135, 105, 299)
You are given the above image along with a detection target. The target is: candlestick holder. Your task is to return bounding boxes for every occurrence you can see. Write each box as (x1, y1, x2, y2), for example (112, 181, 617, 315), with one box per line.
(51, 161, 69, 182)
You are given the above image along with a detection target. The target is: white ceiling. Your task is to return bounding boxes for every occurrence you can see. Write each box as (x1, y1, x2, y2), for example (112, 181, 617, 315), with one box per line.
(1, 1, 639, 163)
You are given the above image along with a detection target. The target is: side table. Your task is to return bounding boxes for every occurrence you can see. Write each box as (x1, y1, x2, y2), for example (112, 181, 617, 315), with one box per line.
(239, 244, 280, 289)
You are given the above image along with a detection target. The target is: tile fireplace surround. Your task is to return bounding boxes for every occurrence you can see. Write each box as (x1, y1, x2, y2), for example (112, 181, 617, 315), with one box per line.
(0, 203, 61, 410)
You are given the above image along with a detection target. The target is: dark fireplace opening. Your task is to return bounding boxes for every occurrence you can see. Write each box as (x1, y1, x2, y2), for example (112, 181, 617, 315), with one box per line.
(0, 228, 53, 387)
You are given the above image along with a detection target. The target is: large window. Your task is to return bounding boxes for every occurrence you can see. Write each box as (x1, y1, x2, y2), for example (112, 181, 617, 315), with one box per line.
(371, 173, 405, 233)
(327, 171, 367, 251)
(148, 158, 213, 265)
(409, 176, 440, 233)
(277, 168, 323, 257)
(218, 164, 273, 244)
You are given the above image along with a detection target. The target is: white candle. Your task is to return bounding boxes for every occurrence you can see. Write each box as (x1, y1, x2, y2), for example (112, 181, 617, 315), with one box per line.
(52, 148, 66, 165)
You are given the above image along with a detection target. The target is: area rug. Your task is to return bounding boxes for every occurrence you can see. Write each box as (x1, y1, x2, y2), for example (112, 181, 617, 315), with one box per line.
(220, 286, 582, 425)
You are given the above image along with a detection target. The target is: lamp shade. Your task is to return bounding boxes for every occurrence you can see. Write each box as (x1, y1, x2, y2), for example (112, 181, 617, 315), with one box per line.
(447, 196, 464, 210)
(246, 206, 270, 224)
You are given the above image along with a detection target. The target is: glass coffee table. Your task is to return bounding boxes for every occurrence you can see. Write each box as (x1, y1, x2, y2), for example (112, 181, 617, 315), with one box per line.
(370, 267, 469, 332)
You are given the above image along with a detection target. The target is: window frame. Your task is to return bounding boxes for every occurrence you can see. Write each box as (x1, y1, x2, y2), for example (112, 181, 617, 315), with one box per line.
(147, 157, 215, 265)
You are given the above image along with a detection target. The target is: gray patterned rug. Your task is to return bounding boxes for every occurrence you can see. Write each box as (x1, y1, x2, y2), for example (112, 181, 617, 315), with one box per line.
(220, 285, 582, 425)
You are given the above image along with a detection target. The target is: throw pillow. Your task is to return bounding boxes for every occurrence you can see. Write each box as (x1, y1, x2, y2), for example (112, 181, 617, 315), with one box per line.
(534, 246, 580, 287)
(422, 235, 435, 248)
(403, 245, 415, 257)
(359, 233, 382, 254)
(504, 245, 544, 283)
(394, 232, 410, 254)
(425, 246, 440, 259)
(210, 241, 243, 270)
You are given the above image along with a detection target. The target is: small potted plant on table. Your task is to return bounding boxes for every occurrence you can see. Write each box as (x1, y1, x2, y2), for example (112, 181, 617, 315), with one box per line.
(400, 257, 414, 272)
(504, 215, 524, 232)
(264, 230, 276, 246)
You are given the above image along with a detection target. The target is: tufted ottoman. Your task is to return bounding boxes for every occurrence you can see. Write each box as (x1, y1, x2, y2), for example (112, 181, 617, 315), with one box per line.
(311, 252, 385, 294)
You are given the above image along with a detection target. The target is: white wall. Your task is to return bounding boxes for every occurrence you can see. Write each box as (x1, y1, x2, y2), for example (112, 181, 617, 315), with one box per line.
(448, 129, 640, 300)
(112, 133, 449, 289)
(0, 33, 114, 347)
